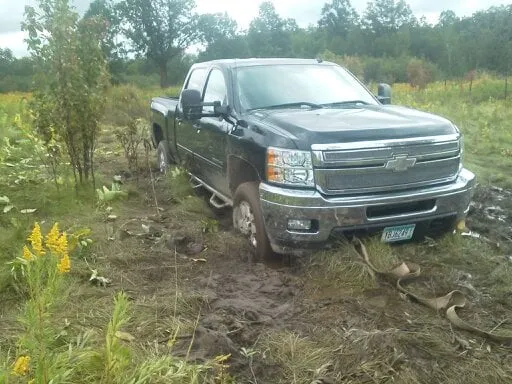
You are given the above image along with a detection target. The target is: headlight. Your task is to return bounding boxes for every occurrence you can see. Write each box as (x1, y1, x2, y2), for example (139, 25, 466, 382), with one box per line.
(266, 147, 314, 187)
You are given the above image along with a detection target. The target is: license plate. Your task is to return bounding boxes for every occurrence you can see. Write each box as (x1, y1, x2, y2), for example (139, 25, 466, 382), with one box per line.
(381, 224, 416, 243)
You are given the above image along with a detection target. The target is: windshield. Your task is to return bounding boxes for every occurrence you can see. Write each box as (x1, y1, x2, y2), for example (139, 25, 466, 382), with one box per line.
(236, 64, 378, 111)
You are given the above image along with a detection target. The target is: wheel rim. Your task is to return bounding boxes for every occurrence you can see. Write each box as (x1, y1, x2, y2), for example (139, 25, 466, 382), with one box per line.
(234, 201, 257, 248)
(159, 151, 167, 173)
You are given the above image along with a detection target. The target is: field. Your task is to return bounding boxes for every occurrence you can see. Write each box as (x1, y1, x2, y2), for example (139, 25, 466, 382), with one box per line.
(1, 78, 512, 383)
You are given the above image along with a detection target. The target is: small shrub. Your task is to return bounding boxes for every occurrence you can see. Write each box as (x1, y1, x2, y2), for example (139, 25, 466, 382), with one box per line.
(114, 118, 150, 173)
(0, 107, 65, 188)
(407, 58, 434, 89)
(201, 218, 219, 234)
(24, 0, 109, 187)
(168, 167, 194, 202)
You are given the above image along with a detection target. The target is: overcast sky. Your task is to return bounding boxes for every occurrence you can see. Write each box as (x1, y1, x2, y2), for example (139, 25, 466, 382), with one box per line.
(0, 0, 509, 57)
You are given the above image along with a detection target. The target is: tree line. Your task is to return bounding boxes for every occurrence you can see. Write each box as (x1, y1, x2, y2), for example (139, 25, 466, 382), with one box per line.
(1, 0, 512, 91)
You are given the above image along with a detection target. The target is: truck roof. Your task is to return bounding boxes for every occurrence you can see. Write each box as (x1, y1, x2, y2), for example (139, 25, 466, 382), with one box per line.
(192, 58, 336, 69)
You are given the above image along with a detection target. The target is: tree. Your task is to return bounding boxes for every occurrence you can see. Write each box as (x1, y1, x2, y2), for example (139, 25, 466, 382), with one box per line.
(247, 2, 296, 57)
(84, 0, 125, 82)
(291, 27, 325, 58)
(197, 12, 238, 46)
(118, 0, 200, 88)
(0, 48, 14, 79)
(198, 36, 250, 62)
(196, 12, 247, 61)
(363, 0, 416, 35)
(84, 0, 123, 58)
(318, 0, 359, 38)
(437, 10, 458, 28)
(23, 0, 109, 188)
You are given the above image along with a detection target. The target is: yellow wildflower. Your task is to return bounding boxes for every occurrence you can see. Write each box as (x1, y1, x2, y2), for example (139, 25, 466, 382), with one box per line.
(57, 254, 71, 274)
(56, 231, 70, 273)
(22, 245, 34, 261)
(12, 355, 30, 376)
(45, 222, 60, 254)
(13, 114, 21, 127)
(55, 232, 69, 258)
(27, 223, 45, 256)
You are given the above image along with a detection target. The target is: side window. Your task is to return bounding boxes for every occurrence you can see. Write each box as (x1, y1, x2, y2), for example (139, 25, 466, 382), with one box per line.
(185, 68, 206, 91)
(203, 69, 227, 113)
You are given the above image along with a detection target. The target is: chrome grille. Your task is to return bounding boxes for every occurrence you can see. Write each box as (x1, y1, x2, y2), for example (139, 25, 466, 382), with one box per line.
(312, 134, 461, 195)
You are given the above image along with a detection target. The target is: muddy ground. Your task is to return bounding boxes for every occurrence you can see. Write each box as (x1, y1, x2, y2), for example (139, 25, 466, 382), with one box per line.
(84, 146, 512, 384)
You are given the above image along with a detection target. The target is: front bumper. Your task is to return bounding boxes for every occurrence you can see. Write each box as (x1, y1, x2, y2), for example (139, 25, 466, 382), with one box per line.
(260, 168, 476, 254)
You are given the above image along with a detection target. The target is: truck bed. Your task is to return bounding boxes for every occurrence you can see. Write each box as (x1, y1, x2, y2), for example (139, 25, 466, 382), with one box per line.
(151, 96, 179, 115)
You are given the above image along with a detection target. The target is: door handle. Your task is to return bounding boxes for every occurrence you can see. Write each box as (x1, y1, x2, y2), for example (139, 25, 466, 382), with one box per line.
(193, 123, 201, 133)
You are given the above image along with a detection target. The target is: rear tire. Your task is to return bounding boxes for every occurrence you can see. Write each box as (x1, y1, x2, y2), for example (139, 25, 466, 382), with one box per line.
(233, 182, 274, 261)
(156, 141, 170, 174)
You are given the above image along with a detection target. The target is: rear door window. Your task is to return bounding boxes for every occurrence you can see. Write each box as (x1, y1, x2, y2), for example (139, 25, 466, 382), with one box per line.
(185, 68, 207, 92)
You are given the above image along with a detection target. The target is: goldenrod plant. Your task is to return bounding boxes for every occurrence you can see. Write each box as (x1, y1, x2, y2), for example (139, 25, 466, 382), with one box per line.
(7, 222, 72, 383)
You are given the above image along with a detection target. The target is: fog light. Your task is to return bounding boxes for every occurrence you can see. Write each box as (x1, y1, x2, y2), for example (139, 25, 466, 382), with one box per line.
(287, 219, 312, 231)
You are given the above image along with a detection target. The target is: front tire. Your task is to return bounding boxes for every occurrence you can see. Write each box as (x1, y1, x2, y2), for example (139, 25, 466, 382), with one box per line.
(233, 182, 274, 261)
(156, 141, 170, 174)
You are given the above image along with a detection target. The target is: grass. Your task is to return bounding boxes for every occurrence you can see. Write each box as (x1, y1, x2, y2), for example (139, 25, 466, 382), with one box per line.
(260, 331, 334, 384)
(1, 76, 512, 383)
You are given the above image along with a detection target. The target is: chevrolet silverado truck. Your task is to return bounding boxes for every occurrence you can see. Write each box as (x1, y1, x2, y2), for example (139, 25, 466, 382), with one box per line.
(150, 58, 475, 260)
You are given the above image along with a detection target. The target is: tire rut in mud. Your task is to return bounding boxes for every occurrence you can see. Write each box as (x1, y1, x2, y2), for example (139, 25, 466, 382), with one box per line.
(174, 254, 304, 367)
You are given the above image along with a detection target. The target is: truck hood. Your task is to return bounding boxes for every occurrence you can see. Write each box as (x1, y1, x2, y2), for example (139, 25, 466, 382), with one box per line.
(245, 105, 458, 150)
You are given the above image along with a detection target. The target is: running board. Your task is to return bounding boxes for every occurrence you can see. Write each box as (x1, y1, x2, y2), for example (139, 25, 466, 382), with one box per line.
(189, 175, 233, 208)
(210, 194, 229, 209)
(190, 177, 203, 189)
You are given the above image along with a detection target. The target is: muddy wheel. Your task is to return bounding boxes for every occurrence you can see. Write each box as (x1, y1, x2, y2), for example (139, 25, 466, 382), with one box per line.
(233, 182, 274, 261)
(156, 141, 170, 174)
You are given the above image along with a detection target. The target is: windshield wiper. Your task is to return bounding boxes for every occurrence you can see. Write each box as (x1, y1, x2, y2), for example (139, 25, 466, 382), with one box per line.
(248, 102, 324, 111)
(321, 100, 370, 108)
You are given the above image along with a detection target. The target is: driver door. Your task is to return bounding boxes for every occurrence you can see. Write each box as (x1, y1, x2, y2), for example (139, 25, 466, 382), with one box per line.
(195, 68, 229, 195)
(175, 67, 207, 176)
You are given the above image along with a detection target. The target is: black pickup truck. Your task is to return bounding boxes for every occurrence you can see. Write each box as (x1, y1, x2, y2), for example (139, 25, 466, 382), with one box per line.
(150, 58, 475, 260)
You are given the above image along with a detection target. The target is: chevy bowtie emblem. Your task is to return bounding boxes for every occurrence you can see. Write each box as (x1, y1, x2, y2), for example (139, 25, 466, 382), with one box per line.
(385, 155, 417, 172)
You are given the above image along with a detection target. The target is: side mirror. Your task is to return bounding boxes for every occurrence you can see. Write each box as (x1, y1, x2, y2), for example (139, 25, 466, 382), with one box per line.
(181, 89, 203, 120)
(181, 89, 228, 120)
(377, 83, 392, 105)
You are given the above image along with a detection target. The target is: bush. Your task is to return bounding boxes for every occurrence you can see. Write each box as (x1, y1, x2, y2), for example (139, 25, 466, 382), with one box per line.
(24, 0, 109, 186)
(407, 58, 437, 89)
(363, 56, 411, 84)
